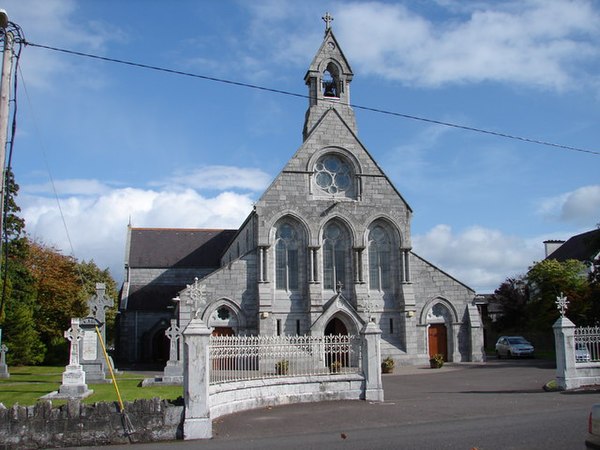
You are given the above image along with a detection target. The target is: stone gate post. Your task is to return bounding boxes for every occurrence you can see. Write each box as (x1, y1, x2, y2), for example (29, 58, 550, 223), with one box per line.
(182, 317, 212, 440)
(553, 315, 576, 390)
(360, 321, 384, 402)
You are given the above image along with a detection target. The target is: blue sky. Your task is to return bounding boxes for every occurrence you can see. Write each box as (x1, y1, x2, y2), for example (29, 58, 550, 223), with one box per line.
(3, 0, 599, 293)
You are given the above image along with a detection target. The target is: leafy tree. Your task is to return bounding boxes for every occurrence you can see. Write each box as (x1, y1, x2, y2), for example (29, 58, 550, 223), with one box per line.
(527, 259, 589, 329)
(490, 276, 529, 331)
(0, 170, 45, 364)
(26, 241, 88, 364)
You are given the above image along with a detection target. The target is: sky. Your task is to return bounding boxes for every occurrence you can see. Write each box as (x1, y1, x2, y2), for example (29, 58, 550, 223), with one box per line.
(2, 0, 599, 294)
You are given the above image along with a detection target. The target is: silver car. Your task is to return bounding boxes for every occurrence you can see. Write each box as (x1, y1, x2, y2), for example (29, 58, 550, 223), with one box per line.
(577, 343, 592, 363)
(586, 404, 600, 448)
(495, 336, 534, 358)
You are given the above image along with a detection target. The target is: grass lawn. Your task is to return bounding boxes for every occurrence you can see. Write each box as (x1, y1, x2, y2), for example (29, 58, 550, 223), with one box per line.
(0, 366, 183, 408)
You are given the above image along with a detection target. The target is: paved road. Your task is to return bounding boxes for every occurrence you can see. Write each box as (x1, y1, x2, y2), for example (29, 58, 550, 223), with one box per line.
(68, 359, 600, 449)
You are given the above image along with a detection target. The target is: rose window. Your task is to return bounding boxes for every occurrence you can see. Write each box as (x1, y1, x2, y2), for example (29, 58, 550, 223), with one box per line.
(314, 155, 352, 195)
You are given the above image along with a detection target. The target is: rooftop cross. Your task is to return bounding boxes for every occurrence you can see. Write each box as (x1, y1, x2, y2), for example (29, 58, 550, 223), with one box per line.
(322, 12, 334, 30)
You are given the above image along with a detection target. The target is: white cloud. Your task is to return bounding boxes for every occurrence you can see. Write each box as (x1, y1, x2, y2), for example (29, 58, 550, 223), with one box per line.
(23, 178, 112, 196)
(335, 0, 600, 89)
(21, 185, 255, 283)
(157, 166, 271, 191)
(413, 224, 544, 292)
(538, 185, 600, 225)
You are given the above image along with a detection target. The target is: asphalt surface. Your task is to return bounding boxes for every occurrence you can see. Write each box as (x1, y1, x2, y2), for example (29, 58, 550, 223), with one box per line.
(65, 358, 600, 449)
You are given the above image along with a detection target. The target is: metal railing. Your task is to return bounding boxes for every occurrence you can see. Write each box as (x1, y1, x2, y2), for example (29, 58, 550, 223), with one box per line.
(574, 326, 600, 363)
(209, 334, 361, 385)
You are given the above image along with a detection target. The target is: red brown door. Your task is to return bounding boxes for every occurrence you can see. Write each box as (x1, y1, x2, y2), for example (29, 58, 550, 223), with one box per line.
(428, 324, 448, 361)
(212, 327, 235, 337)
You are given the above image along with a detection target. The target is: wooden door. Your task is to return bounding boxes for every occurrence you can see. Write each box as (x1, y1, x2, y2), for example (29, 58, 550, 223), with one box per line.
(428, 324, 448, 361)
(212, 327, 235, 337)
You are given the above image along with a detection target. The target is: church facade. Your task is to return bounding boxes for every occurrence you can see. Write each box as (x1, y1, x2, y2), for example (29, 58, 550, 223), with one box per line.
(117, 21, 485, 367)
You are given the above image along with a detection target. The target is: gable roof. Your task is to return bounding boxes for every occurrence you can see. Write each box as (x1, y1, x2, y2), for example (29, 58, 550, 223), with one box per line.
(305, 27, 353, 80)
(545, 229, 600, 263)
(127, 227, 237, 268)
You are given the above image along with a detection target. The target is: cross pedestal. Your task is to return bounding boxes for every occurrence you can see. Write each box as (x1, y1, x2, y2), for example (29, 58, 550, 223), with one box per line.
(0, 344, 9, 379)
(57, 318, 93, 398)
(163, 319, 183, 382)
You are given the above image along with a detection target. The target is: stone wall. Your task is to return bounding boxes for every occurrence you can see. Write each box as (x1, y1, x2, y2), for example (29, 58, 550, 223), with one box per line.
(209, 374, 365, 420)
(0, 398, 183, 449)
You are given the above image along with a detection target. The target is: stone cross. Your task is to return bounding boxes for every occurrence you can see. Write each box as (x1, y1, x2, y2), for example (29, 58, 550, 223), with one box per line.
(556, 292, 569, 317)
(186, 278, 206, 319)
(64, 318, 85, 367)
(322, 12, 334, 30)
(165, 319, 182, 362)
(0, 344, 7, 365)
(87, 283, 113, 324)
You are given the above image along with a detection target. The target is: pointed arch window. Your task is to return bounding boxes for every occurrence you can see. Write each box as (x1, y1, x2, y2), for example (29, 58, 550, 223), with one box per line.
(323, 222, 349, 290)
(275, 223, 299, 291)
(368, 225, 391, 291)
(322, 62, 340, 97)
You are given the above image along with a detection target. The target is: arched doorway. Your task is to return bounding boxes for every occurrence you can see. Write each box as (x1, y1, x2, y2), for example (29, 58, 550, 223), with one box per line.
(428, 324, 448, 361)
(325, 317, 348, 336)
(324, 317, 349, 371)
(207, 304, 239, 337)
(426, 303, 452, 361)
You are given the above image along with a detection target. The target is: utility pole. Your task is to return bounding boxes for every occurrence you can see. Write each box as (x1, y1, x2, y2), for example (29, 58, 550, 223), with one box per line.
(0, 10, 13, 270)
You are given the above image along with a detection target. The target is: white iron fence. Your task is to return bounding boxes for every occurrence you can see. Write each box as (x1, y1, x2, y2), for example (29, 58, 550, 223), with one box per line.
(209, 334, 361, 384)
(574, 326, 600, 363)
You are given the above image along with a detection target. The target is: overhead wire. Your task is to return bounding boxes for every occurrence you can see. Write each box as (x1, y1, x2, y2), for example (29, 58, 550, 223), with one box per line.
(23, 41, 600, 157)
(17, 65, 86, 289)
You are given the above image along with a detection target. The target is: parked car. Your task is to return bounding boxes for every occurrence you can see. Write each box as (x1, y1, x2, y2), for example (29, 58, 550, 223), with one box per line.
(586, 404, 600, 448)
(577, 343, 592, 363)
(495, 336, 534, 358)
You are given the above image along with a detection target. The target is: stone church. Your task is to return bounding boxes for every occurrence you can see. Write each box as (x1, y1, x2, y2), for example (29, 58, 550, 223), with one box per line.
(116, 19, 485, 367)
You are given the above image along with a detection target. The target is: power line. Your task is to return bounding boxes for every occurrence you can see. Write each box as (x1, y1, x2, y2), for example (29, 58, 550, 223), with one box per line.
(24, 41, 600, 157)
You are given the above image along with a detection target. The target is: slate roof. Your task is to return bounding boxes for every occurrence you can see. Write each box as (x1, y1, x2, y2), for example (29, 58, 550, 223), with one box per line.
(127, 228, 237, 268)
(122, 228, 237, 310)
(546, 229, 600, 263)
(125, 284, 184, 311)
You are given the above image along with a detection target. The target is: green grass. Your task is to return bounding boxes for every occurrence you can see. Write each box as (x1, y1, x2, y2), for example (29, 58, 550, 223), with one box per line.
(0, 366, 182, 408)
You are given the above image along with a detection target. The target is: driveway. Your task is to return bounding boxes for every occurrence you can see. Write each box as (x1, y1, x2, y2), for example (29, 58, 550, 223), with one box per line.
(75, 359, 599, 449)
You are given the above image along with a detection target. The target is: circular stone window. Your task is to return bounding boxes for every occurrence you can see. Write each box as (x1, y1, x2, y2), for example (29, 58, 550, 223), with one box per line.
(314, 154, 353, 196)
(217, 307, 230, 320)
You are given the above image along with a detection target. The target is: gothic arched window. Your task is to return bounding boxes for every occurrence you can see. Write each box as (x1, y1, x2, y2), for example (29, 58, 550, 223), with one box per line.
(323, 222, 350, 290)
(368, 225, 391, 291)
(322, 69, 338, 97)
(275, 223, 299, 291)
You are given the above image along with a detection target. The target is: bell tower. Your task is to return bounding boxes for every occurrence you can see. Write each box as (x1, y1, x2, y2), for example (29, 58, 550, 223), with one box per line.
(303, 13, 357, 140)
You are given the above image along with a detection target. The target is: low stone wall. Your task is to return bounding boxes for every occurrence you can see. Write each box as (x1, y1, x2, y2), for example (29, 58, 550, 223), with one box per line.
(209, 373, 365, 419)
(0, 398, 183, 449)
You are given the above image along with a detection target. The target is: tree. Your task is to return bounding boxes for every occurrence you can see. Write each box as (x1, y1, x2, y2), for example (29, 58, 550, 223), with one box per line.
(26, 241, 88, 364)
(0, 170, 45, 365)
(490, 276, 529, 331)
(0, 169, 119, 365)
(527, 259, 590, 329)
